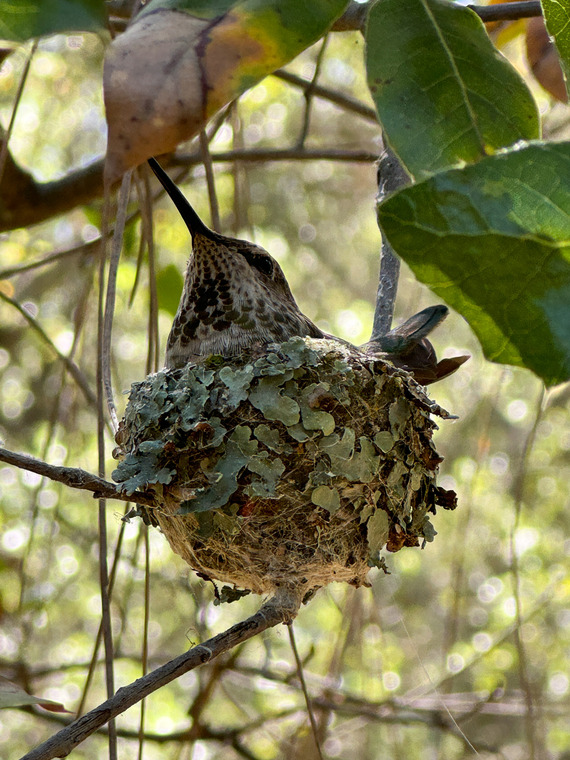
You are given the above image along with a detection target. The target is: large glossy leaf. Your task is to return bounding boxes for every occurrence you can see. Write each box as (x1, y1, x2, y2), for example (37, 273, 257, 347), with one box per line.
(0, 0, 106, 42)
(377, 142, 570, 386)
(365, 0, 540, 179)
(541, 0, 570, 99)
(104, 0, 348, 182)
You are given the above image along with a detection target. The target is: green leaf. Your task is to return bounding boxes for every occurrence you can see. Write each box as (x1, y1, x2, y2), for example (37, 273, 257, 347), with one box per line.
(365, 0, 539, 178)
(157, 264, 184, 318)
(311, 485, 341, 514)
(0, 0, 107, 42)
(377, 142, 570, 386)
(249, 376, 300, 426)
(388, 398, 411, 436)
(366, 508, 390, 560)
(104, 0, 348, 179)
(299, 384, 336, 436)
(374, 431, 394, 453)
(541, 0, 570, 99)
(219, 365, 254, 408)
(254, 424, 291, 453)
(112, 452, 174, 495)
(247, 453, 285, 497)
(184, 428, 257, 512)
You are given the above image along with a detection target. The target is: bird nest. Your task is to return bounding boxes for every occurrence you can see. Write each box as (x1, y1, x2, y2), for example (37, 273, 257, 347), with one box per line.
(113, 337, 457, 601)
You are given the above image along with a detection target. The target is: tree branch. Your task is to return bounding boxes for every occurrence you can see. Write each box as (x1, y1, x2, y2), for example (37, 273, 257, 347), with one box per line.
(331, 0, 542, 32)
(0, 290, 97, 409)
(0, 447, 156, 507)
(176, 147, 377, 166)
(468, 1, 542, 22)
(0, 149, 375, 233)
(19, 588, 302, 760)
(0, 150, 104, 233)
(370, 149, 410, 339)
(273, 69, 378, 122)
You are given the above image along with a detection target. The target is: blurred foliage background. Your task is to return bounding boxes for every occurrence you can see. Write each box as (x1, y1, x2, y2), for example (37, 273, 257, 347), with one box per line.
(0, 15, 569, 760)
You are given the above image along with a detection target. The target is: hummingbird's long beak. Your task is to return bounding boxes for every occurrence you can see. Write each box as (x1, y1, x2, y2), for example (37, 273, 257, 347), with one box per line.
(148, 157, 215, 241)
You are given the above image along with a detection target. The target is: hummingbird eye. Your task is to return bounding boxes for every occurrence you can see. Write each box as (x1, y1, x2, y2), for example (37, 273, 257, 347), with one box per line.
(242, 250, 275, 278)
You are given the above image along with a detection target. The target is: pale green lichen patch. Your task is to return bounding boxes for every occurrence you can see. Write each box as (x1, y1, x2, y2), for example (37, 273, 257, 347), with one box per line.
(113, 337, 457, 597)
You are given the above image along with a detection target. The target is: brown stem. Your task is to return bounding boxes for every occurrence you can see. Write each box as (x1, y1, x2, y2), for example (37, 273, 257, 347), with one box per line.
(0, 152, 104, 233)
(0, 149, 374, 234)
(371, 149, 410, 339)
(469, 1, 542, 22)
(331, 0, 542, 31)
(19, 588, 302, 760)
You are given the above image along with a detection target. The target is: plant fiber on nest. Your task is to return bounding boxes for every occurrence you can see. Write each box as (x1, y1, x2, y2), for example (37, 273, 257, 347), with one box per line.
(113, 337, 457, 601)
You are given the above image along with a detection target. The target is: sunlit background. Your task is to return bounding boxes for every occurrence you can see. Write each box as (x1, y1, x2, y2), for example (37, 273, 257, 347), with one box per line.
(1, 21, 569, 760)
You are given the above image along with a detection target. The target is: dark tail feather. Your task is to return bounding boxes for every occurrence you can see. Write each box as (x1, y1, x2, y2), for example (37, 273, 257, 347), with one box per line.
(364, 304, 470, 384)
(148, 158, 214, 240)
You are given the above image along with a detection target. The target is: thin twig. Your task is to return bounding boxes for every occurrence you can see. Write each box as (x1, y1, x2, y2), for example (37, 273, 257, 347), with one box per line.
(370, 148, 410, 339)
(98, 492, 117, 760)
(274, 69, 378, 122)
(178, 147, 377, 165)
(469, 0, 541, 21)
(297, 35, 329, 148)
(98, 169, 129, 757)
(440, 372, 506, 666)
(0, 239, 100, 279)
(0, 147, 374, 234)
(329, 0, 542, 32)
(138, 525, 150, 760)
(17, 270, 95, 611)
(0, 40, 38, 184)
(0, 446, 156, 507)
(509, 386, 545, 760)
(76, 520, 127, 718)
(230, 102, 251, 236)
(0, 290, 97, 408)
(19, 588, 303, 760)
(199, 129, 221, 232)
(287, 624, 324, 760)
(103, 170, 132, 433)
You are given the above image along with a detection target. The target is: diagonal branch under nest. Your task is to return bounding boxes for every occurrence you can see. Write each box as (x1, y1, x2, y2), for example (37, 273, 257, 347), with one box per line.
(19, 587, 303, 760)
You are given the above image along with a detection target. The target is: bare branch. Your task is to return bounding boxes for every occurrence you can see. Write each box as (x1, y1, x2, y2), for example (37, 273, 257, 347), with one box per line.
(176, 147, 377, 165)
(370, 149, 410, 339)
(0, 447, 156, 507)
(0, 290, 97, 408)
(331, 1, 370, 32)
(469, 1, 542, 22)
(330, 0, 542, 32)
(273, 69, 378, 122)
(102, 170, 132, 434)
(0, 151, 104, 233)
(0, 42, 37, 185)
(20, 588, 303, 760)
(0, 149, 374, 233)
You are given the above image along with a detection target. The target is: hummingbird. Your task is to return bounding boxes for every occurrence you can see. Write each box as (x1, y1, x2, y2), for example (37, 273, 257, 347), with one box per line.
(148, 158, 468, 383)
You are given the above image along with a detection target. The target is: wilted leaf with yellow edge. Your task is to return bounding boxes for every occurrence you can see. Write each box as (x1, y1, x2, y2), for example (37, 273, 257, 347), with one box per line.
(104, 0, 348, 182)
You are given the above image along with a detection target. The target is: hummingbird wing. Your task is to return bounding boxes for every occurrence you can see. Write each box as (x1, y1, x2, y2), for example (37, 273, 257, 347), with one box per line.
(363, 305, 470, 385)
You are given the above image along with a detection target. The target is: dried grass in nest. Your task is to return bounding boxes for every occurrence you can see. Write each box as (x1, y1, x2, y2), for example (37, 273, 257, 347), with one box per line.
(113, 337, 457, 601)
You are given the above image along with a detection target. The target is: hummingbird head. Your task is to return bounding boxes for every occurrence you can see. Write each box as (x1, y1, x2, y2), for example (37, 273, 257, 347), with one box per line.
(148, 158, 323, 367)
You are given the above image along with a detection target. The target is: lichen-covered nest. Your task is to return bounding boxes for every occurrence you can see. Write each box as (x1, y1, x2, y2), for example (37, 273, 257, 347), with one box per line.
(113, 337, 457, 600)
